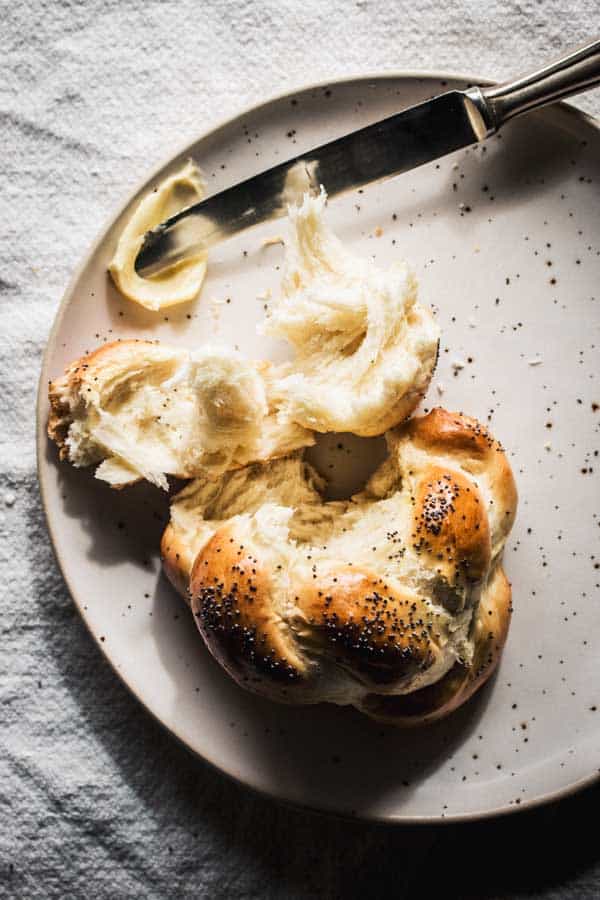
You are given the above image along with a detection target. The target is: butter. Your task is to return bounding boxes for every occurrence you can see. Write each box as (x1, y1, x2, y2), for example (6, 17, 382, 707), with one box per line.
(108, 160, 207, 311)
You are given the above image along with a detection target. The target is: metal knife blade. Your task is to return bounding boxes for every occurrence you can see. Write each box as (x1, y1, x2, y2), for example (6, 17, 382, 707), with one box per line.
(135, 89, 491, 277)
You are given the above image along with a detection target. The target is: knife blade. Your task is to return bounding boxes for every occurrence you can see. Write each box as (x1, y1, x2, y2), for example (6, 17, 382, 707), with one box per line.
(135, 37, 600, 277)
(135, 88, 491, 276)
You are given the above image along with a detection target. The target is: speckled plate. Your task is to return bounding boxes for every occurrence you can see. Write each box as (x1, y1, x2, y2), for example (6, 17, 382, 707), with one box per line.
(37, 74, 600, 823)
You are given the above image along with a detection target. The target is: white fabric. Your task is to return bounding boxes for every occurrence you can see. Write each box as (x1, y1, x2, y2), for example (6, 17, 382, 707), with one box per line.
(2, 2, 598, 896)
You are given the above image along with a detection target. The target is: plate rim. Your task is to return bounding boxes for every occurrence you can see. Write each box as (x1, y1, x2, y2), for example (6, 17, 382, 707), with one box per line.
(36, 70, 600, 825)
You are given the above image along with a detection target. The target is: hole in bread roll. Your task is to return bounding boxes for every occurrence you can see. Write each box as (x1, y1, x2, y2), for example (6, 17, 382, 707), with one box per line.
(305, 432, 388, 500)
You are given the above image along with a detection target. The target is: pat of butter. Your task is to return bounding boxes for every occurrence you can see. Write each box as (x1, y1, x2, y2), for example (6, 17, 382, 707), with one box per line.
(108, 160, 207, 311)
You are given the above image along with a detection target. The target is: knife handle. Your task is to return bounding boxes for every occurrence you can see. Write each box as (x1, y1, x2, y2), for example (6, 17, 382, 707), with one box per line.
(469, 37, 600, 132)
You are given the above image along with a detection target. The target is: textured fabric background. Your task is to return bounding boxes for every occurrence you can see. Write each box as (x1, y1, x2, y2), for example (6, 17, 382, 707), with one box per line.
(2, 2, 600, 897)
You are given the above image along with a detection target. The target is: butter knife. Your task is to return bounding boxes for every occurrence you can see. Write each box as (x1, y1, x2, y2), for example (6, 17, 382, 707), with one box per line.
(136, 38, 600, 277)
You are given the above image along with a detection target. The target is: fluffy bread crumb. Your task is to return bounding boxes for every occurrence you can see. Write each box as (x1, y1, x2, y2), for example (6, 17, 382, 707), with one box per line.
(262, 190, 440, 436)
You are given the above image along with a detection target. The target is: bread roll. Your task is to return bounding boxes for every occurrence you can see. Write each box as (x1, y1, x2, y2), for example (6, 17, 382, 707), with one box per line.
(162, 408, 517, 724)
(50, 189, 440, 488)
(262, 190, 440, 436)
(48, 340, 313, 490)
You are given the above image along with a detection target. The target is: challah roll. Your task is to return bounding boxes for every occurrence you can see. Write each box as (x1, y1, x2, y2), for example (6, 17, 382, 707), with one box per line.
(262, 190, 440, 436)
(47, 340, 313, 490)
(161, 409, 517, 724)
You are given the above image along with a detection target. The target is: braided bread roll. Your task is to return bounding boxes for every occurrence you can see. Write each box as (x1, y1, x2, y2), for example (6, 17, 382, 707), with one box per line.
(162, 408, 517, 725)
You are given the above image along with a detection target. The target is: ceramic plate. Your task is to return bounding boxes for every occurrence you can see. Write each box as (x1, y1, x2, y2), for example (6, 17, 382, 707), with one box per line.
(37, 74, 600, 822)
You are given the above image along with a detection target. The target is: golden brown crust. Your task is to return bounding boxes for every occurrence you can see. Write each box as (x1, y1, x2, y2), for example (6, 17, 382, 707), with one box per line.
(172, 407, 517, 724)
(355, 339, 439, 437)
(410, 464, 491, 584)
(406, 406, 498, 456)
(47, 339, 314, 491)
(358, 564, 511, 725)
(190, 525, 308, 693)
(296, 567, 442, 688)
(47, 358, 83, 456)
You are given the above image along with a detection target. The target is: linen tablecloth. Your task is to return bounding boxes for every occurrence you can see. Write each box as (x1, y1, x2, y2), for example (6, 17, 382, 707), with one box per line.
(2, 2, 599, 896)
